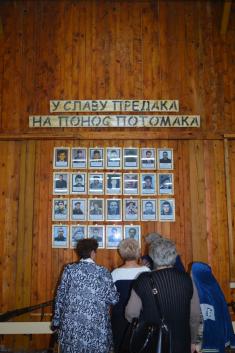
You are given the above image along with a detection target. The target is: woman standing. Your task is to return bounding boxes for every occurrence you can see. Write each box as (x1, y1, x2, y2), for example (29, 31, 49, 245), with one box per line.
(111, 238, 150, 353)
(125, 238, 200, 353)
(52, 238, 119, 353)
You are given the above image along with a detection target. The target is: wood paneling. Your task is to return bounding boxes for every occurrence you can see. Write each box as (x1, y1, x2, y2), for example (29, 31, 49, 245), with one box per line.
(0, 0, 234, 350)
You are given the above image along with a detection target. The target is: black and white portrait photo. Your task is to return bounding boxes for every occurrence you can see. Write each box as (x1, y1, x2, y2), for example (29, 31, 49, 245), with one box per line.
(70, 225, 87, 248)
(88, 198, 104, 221)
(70, 198, 86, 221)
(159, 199, 175, 221)
(124, 225, 141, 246)
(123, 148, 139, 169)
(53, 147, 70, 169)
(52, 225, 69, 248)
(158, 173, 174, 195)
(53, 173, 69, 195)
(106, 225, 123, 249)
(140, 148, 156, 170)
(89, 148, 104, 169)
(140, 173, 156, 195)
(106, 148, 122, 169)
(123, 173, 139, 195)
(52, 198, 69, 221)
(157, 148, 173, 170)
(106, 173, 122, 195)
(71, 148, 87, 169)
(71, 172, 86, 194)
(123, 199, 139, 221)
(88, 173, 104, 194)
(106, 199, 122, 221)
(141, 199, 157, 221)
(88, 225, 105, 248)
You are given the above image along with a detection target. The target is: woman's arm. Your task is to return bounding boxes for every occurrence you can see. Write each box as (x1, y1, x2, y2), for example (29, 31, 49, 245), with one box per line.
(125, 289, 142, 322)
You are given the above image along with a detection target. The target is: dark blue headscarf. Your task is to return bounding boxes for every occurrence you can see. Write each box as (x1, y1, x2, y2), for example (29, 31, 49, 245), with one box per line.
(192, 262, 235, 352)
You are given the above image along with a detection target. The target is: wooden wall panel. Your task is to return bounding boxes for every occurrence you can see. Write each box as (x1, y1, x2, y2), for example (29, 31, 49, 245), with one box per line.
(0, 0, 234, 350)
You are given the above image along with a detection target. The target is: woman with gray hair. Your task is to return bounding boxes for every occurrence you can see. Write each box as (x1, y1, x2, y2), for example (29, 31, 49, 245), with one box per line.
(125, 237, 200, 353)
(111, 238, 150, 353)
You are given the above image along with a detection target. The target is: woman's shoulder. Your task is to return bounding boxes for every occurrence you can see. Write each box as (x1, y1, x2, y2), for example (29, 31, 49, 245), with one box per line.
(112, 266, 150, 282)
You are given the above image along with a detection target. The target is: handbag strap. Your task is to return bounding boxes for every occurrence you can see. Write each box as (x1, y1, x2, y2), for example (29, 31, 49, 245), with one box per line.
(149, 274, 165, 321)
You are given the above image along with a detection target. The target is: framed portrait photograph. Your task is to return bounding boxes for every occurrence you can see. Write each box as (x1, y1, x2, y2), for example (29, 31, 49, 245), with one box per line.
(70, 172, 87, 194)
(123, 148, 139, 169)
(123, 198, 139, 221)
(52, 225, 69, 248)
(53, 172, 69, 195)
(70, 225, 87, 248)
(88, 173, 104, 194)
(123, 173, 139, 195)
(52, 198, 69, 221)
(124, 225, 141, 246)
(140, 173, 156, 195)
(159, 198, 175, 221)
(88, 225, 105, 248)
(106, 147, 122, 169)
(106, 198, 122, 221)
(88, 198, 104, 221)
(106, 225, 123, 249)
(158, 173, 174, 195)
(70, 198, 86, 221)
(89, 148, 104, 169)
(140, 148, 156, 170)
(105, 173, 122, 195)
(141, 199, 158, 221)
(53, 147, 70, 169)
(71, 147, 87, 169)
(157, 148, 174, 170)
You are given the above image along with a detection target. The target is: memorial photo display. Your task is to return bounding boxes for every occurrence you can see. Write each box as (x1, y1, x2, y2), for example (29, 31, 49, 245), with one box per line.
(52, 146, 175, 248)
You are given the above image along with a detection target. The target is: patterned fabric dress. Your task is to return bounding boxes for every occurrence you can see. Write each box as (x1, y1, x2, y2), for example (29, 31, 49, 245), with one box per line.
(52, 260, 119, 353)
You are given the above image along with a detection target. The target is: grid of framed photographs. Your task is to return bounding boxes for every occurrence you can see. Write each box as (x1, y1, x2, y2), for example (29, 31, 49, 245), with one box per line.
(52, 147, 175, 248)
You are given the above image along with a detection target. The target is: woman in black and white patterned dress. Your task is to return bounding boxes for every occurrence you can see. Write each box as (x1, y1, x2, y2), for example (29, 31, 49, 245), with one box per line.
(52, 238, 119, 353)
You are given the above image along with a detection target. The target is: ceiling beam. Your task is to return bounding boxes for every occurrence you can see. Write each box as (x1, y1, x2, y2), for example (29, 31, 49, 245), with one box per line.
(220, 0, 232, 35)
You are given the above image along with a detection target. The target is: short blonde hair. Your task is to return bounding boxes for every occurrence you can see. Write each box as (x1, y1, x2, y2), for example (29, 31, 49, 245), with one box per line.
(118, 238, 140, 261)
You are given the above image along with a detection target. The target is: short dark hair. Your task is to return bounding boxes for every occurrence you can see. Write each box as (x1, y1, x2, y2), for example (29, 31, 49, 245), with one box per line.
(76, 238, 98, 259)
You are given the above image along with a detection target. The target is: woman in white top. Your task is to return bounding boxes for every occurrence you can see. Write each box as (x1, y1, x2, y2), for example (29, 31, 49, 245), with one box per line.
(111, 238, 150, 353)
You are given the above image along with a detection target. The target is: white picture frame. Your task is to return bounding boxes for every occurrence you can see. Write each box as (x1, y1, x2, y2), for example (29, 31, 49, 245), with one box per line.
(70, 225, 87, 248)
(105, 173, 122, 195)
(157, 148, 174, 170)
(52, 198, 69, 221)
(106, 147, 122, 169)
(53, 147, 70, 169)
(123, 173, 139, 195)
(141, 199, 158, 221)
(71, 148, 87, 169)
(106, 198, 122, 221)
(140, 173, 157, 195)
(70, 198, 86, 221)
(124, 225, 141, 246)
(106, 225, 123, 249)
(88, 225, 105, 248)
(52, 225, 69, 248)
(70, 172, 87, 194)
(53, 172, 69, 195)
(123, 198, 140, 221)
(89, 148, 104, 169)
(140, 148, 156, 170)
(158, 173, 174, 195)
(123, 148, 139, 169)
(159, 198, 175, 221)
(88, 198, 104, 221)
(88, 173, 104, 194)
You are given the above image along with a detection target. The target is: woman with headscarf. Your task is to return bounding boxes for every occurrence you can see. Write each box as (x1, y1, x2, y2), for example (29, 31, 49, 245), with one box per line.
(191, 262, 235, 353)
